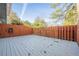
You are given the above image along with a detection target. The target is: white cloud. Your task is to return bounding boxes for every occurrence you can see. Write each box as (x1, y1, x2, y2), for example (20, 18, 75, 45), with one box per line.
(20, 3, 28, 20)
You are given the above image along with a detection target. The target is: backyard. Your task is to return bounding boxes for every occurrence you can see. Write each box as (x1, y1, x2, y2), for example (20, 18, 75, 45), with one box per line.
(0, 3, 79, 56)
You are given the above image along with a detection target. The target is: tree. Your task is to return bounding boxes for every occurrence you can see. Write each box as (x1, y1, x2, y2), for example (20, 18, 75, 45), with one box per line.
(11, 19, 23, 25)
(77, 3, 79, 24)
(7, 11, 22, 25)
(50, 3, 77, 25)
(23, 20, 31, 27)
(50, 4, 73, 20)
(23, 20, 31, 25)
(50, 3, 63, 19)
(63, 4, 77, 25)
(50, 3, 60, 8)
(32, 17, 47, 28)
(50, 8, 62, 19)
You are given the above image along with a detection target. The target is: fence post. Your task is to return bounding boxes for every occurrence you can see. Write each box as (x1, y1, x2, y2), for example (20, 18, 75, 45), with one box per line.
(67, 26, 70, 40)
(77, 25, 79, 46)
(61, 26, 63, 39)
(58, 26, 61, 39)
(64, 26, 66, 40)
(74, 25, 77, 41)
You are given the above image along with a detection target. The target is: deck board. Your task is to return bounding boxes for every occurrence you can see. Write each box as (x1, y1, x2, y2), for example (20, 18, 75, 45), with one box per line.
(0, 35, 79, 56)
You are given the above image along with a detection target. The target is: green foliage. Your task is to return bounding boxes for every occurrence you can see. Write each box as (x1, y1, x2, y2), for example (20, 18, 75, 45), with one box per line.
(32, 17, 47, 28)
(50, 4, 62, 19)
(56, 8, 62, 12)
(50, 3, 77, 25)
(50, 9, 62, 19)
(7, 11, 22, 25)
(11, 19, 23, 25)
(24, 20, 31, 25)
(22, 20, 32, 27)
(50, 3, 60, 8)
(63, 4, 77, 25)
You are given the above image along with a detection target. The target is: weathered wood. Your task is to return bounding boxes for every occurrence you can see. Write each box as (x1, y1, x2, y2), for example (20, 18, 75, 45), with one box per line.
(33, 25, 77, 41)
(0, 24, 33, 38)
(0, 35, 79, 56)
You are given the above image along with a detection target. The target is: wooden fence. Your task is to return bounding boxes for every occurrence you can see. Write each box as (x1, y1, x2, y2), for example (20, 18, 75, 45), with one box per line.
(33, 25, 77, 41)
(0, 24, 78, 42)
(0, 24, 33, 38)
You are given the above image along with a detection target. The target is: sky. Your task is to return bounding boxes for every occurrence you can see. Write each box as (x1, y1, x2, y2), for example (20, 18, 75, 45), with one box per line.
(11, 3, 71, 26)
(12, 3, 54, 22)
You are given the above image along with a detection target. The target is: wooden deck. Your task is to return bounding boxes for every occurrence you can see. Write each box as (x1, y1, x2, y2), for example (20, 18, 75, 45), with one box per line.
(0, 35, 79, 56)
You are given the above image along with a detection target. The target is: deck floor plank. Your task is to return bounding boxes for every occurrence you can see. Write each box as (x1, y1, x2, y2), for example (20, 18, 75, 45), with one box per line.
(0, 35, 79, 56)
